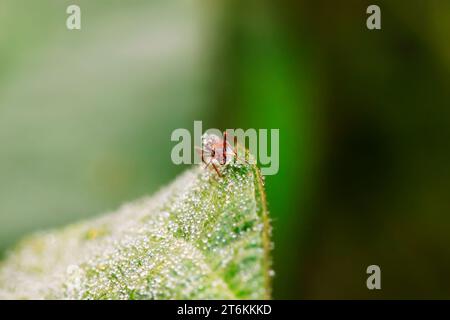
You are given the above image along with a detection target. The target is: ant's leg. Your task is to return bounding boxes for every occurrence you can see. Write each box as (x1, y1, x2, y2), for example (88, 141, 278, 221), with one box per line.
(196, 147, 217, 169)
(212, 163, 222, 177)
(203, 158, 213, 169)
(231, 136, 250, 164)
(221, 131, 228, 165)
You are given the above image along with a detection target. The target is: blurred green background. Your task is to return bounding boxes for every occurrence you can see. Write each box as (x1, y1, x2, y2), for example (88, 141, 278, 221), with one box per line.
(1, 0, 450, 299)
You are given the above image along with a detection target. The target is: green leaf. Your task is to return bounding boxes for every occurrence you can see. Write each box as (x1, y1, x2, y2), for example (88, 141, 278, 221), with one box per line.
(0, 162, 272, 299)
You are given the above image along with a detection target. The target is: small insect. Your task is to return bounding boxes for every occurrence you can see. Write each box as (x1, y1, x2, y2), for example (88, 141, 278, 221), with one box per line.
(197, 132, 238, 177)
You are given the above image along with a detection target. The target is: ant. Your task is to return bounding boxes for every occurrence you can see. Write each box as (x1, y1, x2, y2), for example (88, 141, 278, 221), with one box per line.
(197, 132, 243, 177)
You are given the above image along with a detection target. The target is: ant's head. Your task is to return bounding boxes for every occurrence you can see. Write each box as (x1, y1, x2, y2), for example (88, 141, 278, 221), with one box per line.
(201, 133, 235, 165)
